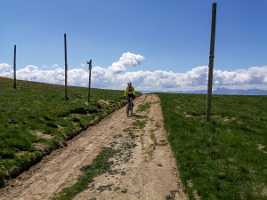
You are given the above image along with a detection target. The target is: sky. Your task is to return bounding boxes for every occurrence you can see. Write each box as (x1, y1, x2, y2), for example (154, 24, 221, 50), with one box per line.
(1, 0, 267, 91)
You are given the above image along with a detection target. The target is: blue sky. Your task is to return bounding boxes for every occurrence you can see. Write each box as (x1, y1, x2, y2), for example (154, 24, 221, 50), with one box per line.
(1, 0, 267, 71)
(1, 0, 267, 91)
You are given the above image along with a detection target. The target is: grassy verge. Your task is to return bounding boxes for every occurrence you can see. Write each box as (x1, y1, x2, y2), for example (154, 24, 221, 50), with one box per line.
(52, 147, 115, 200)
(0, 77, 126, 187)
(159, 93, 267, 200)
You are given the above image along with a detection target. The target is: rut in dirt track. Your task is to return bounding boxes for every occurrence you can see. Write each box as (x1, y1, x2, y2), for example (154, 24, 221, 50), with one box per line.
(0, 94, 187, 200)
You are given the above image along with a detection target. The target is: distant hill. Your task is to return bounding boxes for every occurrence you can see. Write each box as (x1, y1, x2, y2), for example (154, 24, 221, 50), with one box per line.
(188, 88, 267, 95)
(213, 88, 267, 95)
(144, 87, 267, 96)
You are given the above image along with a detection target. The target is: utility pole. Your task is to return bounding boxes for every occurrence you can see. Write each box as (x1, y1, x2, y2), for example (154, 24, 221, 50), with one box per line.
(87, 59, 92, 102)
(206, 2, 217, 122)
(13, 45, 17, 89)
(64, 33, 69, 100)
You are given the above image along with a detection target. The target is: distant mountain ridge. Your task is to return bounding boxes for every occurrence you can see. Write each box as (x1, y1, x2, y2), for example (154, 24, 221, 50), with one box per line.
(144, 87, 267, 95)
(189, 88, 267, 95)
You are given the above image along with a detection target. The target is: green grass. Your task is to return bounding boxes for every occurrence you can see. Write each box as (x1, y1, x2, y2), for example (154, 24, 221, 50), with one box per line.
(137, 102, 151, 113)
(133, 119, 146, 129)
(52, 147, 115, 200)
(0, 77, 125, 187)
(159, 93, 267, 200)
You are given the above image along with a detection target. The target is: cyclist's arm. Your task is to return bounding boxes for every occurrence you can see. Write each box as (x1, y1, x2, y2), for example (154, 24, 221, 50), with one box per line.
(133, 88, 136, 98)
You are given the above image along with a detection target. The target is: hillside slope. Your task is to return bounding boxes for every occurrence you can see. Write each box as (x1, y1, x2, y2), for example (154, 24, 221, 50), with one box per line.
(0, 78, 125, 186)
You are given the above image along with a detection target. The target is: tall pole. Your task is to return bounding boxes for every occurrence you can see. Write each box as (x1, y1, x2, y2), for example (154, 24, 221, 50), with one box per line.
(206, 2, 217, 122)
(64, 33, 68, 100)
(87, 59, 92, 102)
(13, 45, 17, 89)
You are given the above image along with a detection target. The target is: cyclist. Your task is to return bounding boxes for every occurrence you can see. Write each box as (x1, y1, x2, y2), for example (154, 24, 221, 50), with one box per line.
(124, 82, 136, 116)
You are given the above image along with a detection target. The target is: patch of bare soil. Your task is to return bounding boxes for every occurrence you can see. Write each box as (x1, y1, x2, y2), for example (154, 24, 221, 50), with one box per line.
(0, 95, 187, 200)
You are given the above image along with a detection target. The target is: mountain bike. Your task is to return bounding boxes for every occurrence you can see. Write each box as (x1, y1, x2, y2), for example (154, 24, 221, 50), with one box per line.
(127, 96, 134, 117)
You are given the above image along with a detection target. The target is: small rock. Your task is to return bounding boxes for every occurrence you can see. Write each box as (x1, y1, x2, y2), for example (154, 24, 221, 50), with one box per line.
(96, 184, 113, 192)
(121, 188, 128, 193)
(120, 171, 126, 176)
(165, 194, 172, 200)
(97, 99, 110, 109)
(8, 118, 17, 124)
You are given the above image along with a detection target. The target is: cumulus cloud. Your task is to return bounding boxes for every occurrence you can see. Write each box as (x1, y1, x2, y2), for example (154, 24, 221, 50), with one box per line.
(109, 52, 144, 73)
(0, 52, 267, 91)
(0, 63, 12, 77)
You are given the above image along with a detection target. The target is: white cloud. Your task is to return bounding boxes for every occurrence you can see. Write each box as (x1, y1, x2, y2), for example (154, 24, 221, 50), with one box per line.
(0, 52, 267, 91)
(0, 63, 12, 77)
(109, 52, 144, 73)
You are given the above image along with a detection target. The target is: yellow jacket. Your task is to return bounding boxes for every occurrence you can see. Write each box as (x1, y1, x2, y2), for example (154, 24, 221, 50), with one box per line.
(124, 86, 135, 96)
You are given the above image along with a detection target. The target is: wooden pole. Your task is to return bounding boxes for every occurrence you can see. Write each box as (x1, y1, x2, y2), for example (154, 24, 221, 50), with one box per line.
(13, 45, 17, 89)
(64, 33, 68, 100)
(206, 2, 217, 122)
(87, 59, 92, 102)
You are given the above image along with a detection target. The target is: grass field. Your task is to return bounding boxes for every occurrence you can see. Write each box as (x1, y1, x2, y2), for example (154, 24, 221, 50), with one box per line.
(0, 77, 126, 186)
(159, 93, 267, 200)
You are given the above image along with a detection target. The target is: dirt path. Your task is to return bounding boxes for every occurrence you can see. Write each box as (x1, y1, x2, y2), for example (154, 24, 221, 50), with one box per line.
(0, 94, 187, 200)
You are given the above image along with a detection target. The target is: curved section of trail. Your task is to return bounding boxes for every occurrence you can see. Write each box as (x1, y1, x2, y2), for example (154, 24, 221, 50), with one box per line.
(0, 94, 187, 200)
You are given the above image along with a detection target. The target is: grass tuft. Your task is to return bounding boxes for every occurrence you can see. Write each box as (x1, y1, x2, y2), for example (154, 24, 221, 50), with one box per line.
(133, 119, 146, 129)
(52, 147, 115, 200)
(137, 102, 151, 113)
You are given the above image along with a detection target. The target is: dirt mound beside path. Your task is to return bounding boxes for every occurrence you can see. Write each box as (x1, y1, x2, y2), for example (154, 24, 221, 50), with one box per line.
(0, 95, 187, 200)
